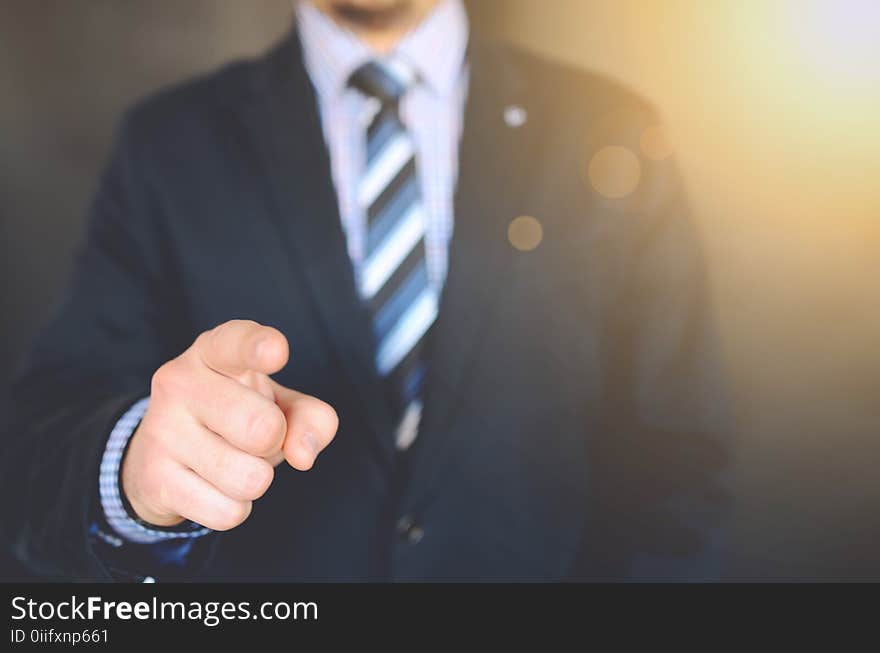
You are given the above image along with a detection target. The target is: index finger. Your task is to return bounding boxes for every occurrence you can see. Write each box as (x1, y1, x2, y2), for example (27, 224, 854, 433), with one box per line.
(196, 320, 289, 379)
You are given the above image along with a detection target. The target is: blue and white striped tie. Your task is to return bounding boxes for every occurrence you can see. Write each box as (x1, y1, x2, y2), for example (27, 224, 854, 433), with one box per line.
(350, 60, 436, 450)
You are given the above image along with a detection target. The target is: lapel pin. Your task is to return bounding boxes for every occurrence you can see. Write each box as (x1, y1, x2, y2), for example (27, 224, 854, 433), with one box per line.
(503, 104, 527, 128)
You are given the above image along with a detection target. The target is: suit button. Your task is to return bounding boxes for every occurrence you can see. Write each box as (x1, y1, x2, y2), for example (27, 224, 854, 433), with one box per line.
(397, 515, 424, 544)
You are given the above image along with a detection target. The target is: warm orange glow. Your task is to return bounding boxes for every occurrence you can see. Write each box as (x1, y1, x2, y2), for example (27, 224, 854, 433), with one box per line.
(490, 0, 880, 580)
(640, 125, 674, 161)
(500, 1, 880, 223)
(498, 0, 880, 451)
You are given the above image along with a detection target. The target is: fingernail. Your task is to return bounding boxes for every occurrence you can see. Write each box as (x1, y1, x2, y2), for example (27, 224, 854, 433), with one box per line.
(302, 432, 320, 456)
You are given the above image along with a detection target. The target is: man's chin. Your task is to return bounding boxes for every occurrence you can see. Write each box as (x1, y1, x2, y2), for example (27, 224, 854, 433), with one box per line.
(329, 0, 414, 31)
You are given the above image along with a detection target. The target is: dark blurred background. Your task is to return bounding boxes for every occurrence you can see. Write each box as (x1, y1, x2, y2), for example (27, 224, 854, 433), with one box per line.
(2, 1, 878, 581)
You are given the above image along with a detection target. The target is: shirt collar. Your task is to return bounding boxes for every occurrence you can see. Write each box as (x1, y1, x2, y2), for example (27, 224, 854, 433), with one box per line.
(295, 0, 469, 101)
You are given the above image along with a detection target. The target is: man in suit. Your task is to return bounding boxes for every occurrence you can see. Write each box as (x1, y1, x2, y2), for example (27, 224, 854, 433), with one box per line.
(1, 0, 730, 581)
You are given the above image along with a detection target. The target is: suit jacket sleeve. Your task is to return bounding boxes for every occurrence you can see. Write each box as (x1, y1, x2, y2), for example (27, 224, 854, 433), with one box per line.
(0, 112, 212, 580)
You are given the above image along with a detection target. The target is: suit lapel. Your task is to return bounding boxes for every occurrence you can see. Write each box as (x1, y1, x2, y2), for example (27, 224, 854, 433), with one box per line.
(407, 38, 538, 501)
(238, 32, 538, 477)
(242, 32, 398, 462)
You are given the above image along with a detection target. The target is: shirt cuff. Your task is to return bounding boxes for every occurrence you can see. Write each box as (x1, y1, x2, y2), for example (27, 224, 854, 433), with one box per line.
(98, 397, 211, 544)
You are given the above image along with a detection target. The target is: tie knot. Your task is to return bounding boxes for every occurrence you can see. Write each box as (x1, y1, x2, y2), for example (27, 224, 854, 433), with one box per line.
(349, 60, 412, 105)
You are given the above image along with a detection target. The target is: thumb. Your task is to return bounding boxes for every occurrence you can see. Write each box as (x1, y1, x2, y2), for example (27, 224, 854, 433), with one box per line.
(197, 319, 289, 379)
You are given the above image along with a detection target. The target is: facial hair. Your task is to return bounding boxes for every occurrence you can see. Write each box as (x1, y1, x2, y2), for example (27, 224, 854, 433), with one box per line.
(329, 1, 414, 30)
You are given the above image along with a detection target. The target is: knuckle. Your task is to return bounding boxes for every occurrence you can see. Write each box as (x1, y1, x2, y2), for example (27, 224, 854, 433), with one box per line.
(245, 407, 284, 454)
(214, 319, 255, 341)
(203, 327, 224, 358)
(150, 363, 172, 396)
(205, 321, 241, 354)
(212, 320, 237, 337)
(208, 322, 227, 342)
(238, 460, 274, 500)
(194, 330, 213, 348)
(150, 359, 188, 398)
(192, 331, 214, 358)
(213, 500, 252, 531)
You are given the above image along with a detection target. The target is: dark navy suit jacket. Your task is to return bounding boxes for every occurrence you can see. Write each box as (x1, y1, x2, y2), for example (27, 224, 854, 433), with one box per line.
(1, 26, 731, 581)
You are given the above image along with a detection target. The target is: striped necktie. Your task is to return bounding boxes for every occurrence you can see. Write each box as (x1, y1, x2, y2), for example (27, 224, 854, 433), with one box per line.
(350, 60, 437, 450)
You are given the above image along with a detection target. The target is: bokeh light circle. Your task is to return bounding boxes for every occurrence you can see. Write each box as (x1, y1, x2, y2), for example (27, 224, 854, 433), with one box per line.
(507, 215, 543, 252)
(587, 146, 642, 199)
